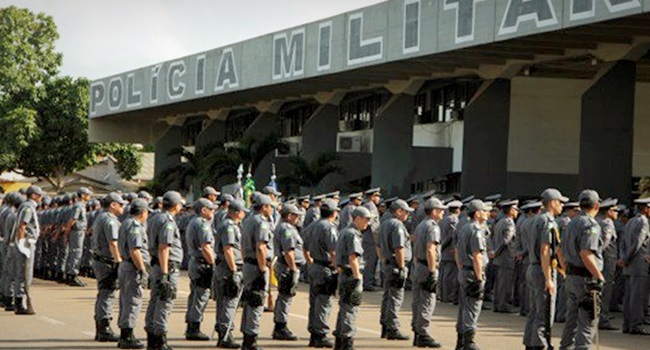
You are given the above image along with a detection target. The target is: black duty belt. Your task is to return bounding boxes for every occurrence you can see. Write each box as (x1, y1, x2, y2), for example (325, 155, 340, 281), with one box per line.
(417, 259, 428, 265)
(278, 256, 303, 268)
(151, 256, 180, 270)
(92, 253, 115, 264)
(244, 257, 258, 265)
(313, 259, 333, 268)
(462, 266, 474, 271)
(567, 264, 591, 278)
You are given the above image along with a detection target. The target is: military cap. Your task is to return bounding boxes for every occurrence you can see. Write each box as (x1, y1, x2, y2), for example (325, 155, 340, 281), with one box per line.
(467, 199, 491, 213)
(615, 204, 627, 212)
(520, 201, 542, 210)
(339, 198, 350, 207)
(446, 200, 463, 208)
(313, 194, 326, 201)
(220, 193, 235, 202)
(281, 203, 302, 216)
(62, 193, 72, 203)
(162, 191, 183, 206)
(348, 192, 363, 200)
(26, 185, 45, 197)
(424, 198, 447, 210)
(262, 186, 281, 196)
(541, 188, 569, 204)
(285, 199, 297, 206)
(137, 190, 153, 200)
(634, 197, 650, 205)
(406, 195, 420, 204)
(194, 198, 217, 211)
(499, 199, 519, 207)
(391, 199, 415, 212)
(352, 206, 375, 219)
(422, 190, 436, 200)
(364, 187, 381, 196)
(203, 186, 219, 197)
(253, 194, 274, 206)
(18, 188, 27, 195)
(229, 199, 249, 213)
(41, 195, 52, 206)
(599, 198, 618, 209)
(77, 187, 93, 196)
(577, 190, 600, 207)
(297, 195, 310, 202)
(321, 198, 340, 212)
(105, 192, 128, 205)
(485, 194, 502, 202)
(326, 191, 340, 199)
(461, 195, 475, 204)
(131, 198, 153, 213)
(564, 202, 579, 209)
(153, 196, 163, 205)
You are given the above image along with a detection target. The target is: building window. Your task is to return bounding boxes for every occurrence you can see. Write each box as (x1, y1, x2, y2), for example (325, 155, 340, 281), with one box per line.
(414, 78, 482, 124)
(181, 116, 206, 147)
(278, 101, 317, 137)
(225, 109, 258, 142)
(339, 89, 391, 132)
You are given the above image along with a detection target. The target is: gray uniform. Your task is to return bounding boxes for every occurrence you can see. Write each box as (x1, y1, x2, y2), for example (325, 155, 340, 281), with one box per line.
(240, 213, 272, 336)
(213, 208, 228, 229)
(1, 206, 16, 301)
(524, 212, 558, 348)
(597, 215, 617, 328)
(338, 203, 356, 231)
(439, 213, 459, 303)
(410, 218, 441, 338)
(214, 218, 244, 335)
(492, 216, 516, 311)
(455, 221, 487, 334)
(515, 214, 533, 315)
(13, 199, 39, 308)
(92, 211, 121, 322)
(66, 201, 87, 276)
(57, 205, 73, 275)
(117, 217, 150, 329)
(621, 214, 650, 333)
(303, 206, 321, 229)
(273, 221, 305, 324)
(305, 219, 338, 337)
(559, 213, 603, 349)
(185, 216, 214, 323)
(362, 201, 380, 289)
(379, 217, 412, 332)
(145, 211, 183, 336)
(334, 225, 364, 338)
(555, 214, 571, 323)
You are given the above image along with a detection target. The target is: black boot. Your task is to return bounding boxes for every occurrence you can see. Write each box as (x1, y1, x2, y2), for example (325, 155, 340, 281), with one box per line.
(14, 297, 34, 315)
(413, 332, 419, 346)
(0, 294, 4, 308)
(146, 332, 153, 350)
(311, 334, 333, 348)
(241, 334, 262, 350)
(185, 322, 209, 341)
(386, 328, 410, 340)
(272, 322, 298, 341)
(455, 332, 464, 350)
(334, 336, 342, 350)
(118, 328, 144, 349)
(381, 325, 386, 338)
(159, 333, 173, 350)
(217, 330, 240, 349)
(4, 297, 14, 312)
(415, 334, 442, 348)
(95, 319, 119, 342)
(463, 331, 479, 350)
(341, 337, 355, 350)
(67, 274, 87, 287)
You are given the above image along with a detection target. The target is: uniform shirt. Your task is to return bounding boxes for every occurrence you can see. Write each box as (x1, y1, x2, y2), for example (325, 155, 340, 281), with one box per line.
(273, 221, 306, 266)
(303, 206, 321, 228)
(241, 212, 273, 260)
(362, 201, 380, 249)
(380, 211, 393, 224)
(147, 211, 184, 264)
(305, 219, 337, 263)
(186, 216, 214, 260)
(562, 213, 603, 271)
(15, 199, 40, 240)
(336, 225, 364, 269)
(440, 213, 460, 262)
(213, 208, 228, 230)
(528, 212, 558, 264)
(411, 206, 427, 232)
(118, 217, 150, 265)
(379, 217, 412, 264)
(456, 221, 488, 268)
(0, 205, 11, 241)
(70, 201, 88, 232)
(412, 218, 441, 264)
(338, 203, 356, 230)
(92, 211, 120, 258)
(622, 214, 650, 276)
(215, 217, 243, 266)
(493, 216, 517, 269)
(597, 216, 617, 261)
(296, 206, 307, 230)
(4, 209, 17, 243)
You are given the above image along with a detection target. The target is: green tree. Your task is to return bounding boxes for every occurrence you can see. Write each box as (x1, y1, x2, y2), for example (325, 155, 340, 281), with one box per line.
(280, 152, 343, 195)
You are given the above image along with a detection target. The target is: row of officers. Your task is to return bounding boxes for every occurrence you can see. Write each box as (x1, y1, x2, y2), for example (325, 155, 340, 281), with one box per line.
(1, 185, 650, 350)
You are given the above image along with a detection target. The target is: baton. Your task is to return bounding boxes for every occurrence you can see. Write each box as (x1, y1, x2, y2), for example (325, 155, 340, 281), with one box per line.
(593, 290, 600, 350)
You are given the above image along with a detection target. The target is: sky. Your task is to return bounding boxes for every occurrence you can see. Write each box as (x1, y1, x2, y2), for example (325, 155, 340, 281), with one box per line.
(2, 0, 386, 80)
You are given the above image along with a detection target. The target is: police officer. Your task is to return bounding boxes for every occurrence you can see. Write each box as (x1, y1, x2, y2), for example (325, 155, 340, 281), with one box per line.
(55, 194, 73, 283)
(455, 199, 490, 350)
(439, 200, 462, 304)
(0, 192, 20, 310)
(305, 198, 339, 348)
(203, 186, 220, 203)
(492, 199, 519, 313)
(213, 194, 234, 229)
(240, 194, 275, 350)
(556, 190, 605, 349)
(514, 201, 542, 316)
(117, 199, 151, 349)
(379, 199, 413, 340)
(621, 197, 650, 335)
(214, 199, 247, 349)
(145, 191, 184, 350)
(272, 203, 305, 341)
(410, 198, 445, 348)
(412, 190, 436, 230)
(333, 206, 372, 350)
(554, 201, 580, 323)
(92, 192, 127, 342)
(597, 198, 619, 330)
(184, 198, 217, 341)
(296, 195, 310, 231)
(64, 187, 92, 286)
(362, 188, 381, 292)
(339, 193, 362, 230)
(304, 194, 324, 228)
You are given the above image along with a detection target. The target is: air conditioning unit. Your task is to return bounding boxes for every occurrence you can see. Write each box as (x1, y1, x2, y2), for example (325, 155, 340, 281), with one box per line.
(337, 135, 362, 153)
(275, 141, 300, 157)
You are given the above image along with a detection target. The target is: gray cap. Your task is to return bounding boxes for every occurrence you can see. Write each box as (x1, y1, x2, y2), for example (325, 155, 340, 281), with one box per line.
(541, 188, 569, 204)
(447, 200, 463, 208)
(26, 185, 45, 197)
(461, 195, 476, 204)
(313, 194, 326, 201)
(153, 196, 163, 205)
(41, 196, 52, 206)
(162, 191, 183, 206)
(131, 198, 152, 213)
(485, 193, 502, 202)
(77, 187, 93, 196)
(634, 197, 650, 205)
(253, 194, 274, 206)
(297, 195, 310, 202)
(281, 203, 302, 216)
(422, 190, 436, 200)
(406, 195, 420, 204)
(364, 187, 381, 196)
(578, 189, 600, 207)
(564, 202, 580, 209)
(383, 197, 399, 206)
(424, 198, 447, 210)
(348, 192, 363, 200)
(499, 199, 519, 207)
(467, 199, 491, 213)
(521, 200, 543, 210)
(125, 192, 137, 201)
(105, 192, 128, 205)
(137, 190, 153, 200)
(391, 199, 415, 212)
(326, 191, 340, 199)
(229, 199, 249, 213)
(220, 193, 235, 202)
(194, 198, 217, 211)
(203, 186, 219, 196)
(321, 198, 340, 211)
(351, 206, 375, 219)
(262, 186, 281, 196)
(600, 198, 618, 209)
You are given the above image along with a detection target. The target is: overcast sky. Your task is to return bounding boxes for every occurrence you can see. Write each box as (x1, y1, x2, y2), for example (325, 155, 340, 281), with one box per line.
(2, 0, 386, 80)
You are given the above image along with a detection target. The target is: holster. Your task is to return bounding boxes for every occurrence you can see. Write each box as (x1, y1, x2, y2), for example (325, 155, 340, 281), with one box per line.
(194, 263, 214, 289)
(340, 278, 362, 306)
(277, 270, 298, 296)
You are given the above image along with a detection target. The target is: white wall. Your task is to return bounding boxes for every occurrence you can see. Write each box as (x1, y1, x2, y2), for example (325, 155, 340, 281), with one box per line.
(634, 82, 650, 177)
(412, 121, 464, 172)
(507, 77, 589, 175)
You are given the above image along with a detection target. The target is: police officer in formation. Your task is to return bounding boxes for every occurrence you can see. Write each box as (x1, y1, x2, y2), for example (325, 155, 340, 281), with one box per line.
(439, 200, 462, 304)
(361, 188, 381, 292)
(64, 187, 93, 287)
(554, 201, 580, 323)
(491, 199, 519, 313)
(145, 190, 184, 350)
(339, 192, 362, 230)
(515, 200, 542, 317)
(596, 198, 620, 331)
(184, 198, 218, 341)
(117, 198, 151, 349)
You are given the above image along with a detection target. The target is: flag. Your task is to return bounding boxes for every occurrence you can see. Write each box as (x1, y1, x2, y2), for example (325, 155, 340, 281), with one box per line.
(243, 164, 256, 208)
(268, 163, 278, 191)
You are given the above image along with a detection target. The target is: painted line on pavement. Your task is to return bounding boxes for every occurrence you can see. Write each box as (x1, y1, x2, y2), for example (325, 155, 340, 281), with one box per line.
(81, 331, 95, 337)
(288, 313, 381, 336)
(36, 315, 66, 326)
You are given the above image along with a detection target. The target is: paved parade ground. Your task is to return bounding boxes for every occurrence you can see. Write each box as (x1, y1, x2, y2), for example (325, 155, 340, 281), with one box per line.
(0, 272, 643, 350)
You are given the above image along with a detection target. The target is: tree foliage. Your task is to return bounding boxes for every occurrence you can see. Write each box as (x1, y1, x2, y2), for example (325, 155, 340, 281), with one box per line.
(280, 152, 343, 194)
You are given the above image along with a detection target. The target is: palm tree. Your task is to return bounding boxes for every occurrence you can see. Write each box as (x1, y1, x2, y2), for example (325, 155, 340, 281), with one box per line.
(156, 141, 223, 194)
(280, 152, 343, 195)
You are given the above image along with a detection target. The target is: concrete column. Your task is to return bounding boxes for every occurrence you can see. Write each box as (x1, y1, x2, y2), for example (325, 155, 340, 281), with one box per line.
(301, 104, 339, 161)
(461, 79, 511, 197)
(372, 94, 414, 197)
(154, 125, 183, 178)
(242, 112, 280, 186)
(579, 60, 635, 203)
(195, 120, 226, 147)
